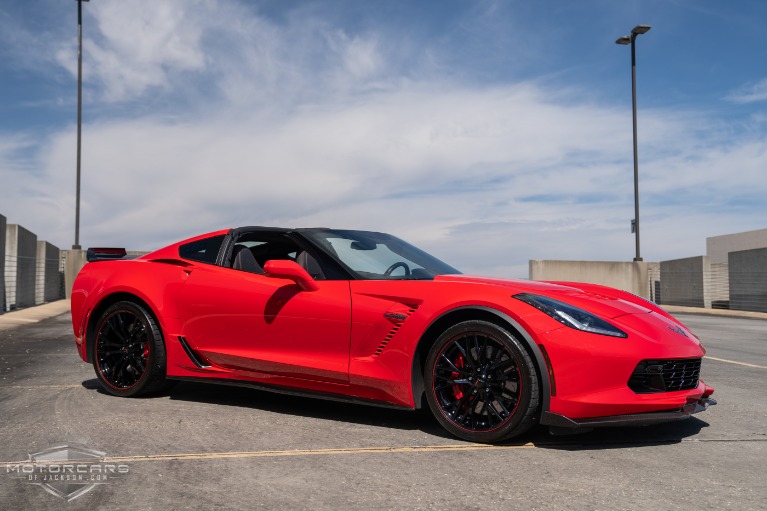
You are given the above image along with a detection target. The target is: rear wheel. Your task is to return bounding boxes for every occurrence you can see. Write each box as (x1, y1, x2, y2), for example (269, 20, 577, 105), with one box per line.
(92, 301, 170, 397)
(424, 320, 540, 443)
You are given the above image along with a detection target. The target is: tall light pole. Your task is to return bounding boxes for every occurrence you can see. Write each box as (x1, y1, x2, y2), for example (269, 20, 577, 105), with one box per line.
(616, 24, 651, 262)
(73, 0, 90, 250)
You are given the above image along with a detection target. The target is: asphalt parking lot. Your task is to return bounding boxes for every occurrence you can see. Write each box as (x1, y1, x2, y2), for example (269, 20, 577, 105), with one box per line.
(0, 307, 765, 510)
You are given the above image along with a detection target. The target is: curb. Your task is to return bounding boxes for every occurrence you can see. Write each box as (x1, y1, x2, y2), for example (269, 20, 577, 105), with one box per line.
(662, 304, 767, 320)
(0, 300, 72, 331)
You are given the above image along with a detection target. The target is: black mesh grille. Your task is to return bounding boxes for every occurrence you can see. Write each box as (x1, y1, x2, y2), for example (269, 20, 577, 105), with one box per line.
(628, 358, 702, 394)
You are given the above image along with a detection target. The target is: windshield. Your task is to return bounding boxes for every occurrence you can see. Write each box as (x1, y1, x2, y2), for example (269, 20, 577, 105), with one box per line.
(302, 229, 461, 280)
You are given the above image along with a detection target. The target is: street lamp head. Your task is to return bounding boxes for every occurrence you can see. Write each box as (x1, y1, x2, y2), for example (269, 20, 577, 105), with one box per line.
(631, 25, 651, 35)
(615, 36, 631, 45)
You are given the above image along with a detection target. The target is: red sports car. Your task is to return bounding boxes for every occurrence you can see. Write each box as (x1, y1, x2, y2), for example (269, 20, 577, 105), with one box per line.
(71, 227, 715, 443)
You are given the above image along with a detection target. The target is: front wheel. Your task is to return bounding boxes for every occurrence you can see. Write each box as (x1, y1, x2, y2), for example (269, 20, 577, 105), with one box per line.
(424, 320, 540, 443)
(92, 301, 170, 397)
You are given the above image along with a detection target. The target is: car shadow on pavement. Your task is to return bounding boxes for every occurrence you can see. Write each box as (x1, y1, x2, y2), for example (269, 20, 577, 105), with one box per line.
(81, 378, 102, 390)
(519, 417, 709, 450)
(82, 378, 710, 449)
(163, 380, 713, 449)
(83, 377, 453, 438)
(174, 380, 457, 439)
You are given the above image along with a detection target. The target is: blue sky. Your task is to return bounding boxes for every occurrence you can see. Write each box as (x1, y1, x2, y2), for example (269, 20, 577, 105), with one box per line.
(1, 0, 765, 277)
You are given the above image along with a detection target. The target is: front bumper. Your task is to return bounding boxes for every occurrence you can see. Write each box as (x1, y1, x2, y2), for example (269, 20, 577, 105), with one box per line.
(541, 387, 716, 435)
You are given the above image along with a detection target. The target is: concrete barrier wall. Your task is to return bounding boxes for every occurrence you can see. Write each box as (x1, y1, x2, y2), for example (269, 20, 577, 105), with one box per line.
(62, 249, 87, 300)
(0, 214, 5, 312)
(729, 248, 767, 312)
(659, 256, 711, 308)
(2, 217, 66, 313)
(5, 224, 39, 310)
(529, 260, 657, 299)
(36, 241, 63, 304)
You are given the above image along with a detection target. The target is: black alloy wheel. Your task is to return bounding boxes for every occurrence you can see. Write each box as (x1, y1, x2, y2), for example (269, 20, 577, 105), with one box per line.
(93, 301, 170, 397)
(425, 320, 540, 443)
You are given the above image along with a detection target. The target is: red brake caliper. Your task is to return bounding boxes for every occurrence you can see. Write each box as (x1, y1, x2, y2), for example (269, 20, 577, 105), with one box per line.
(451, 355, 465, 400)
(142, 343, 150, 360)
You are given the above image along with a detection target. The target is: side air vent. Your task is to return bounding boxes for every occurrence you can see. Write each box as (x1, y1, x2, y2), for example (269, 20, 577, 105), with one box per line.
(374, 305, 419, 356)
(178, 336, 211, 368)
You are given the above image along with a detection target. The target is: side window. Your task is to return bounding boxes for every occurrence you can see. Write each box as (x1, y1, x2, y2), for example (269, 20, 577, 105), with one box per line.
(225, 231, 300, 269)
(226, 231, 343, 280)
(230, 235, 300, 268)
(179, 235, 226, 265)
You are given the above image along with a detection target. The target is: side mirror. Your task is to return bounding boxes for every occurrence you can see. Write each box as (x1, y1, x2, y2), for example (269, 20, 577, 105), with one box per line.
(263, 260, 319, 292)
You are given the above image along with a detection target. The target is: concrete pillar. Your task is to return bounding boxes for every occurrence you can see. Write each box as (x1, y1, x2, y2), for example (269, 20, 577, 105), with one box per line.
(36, 241, 63, 304)
(659, 256, 711, 308)
(0, 214, 6, 312)
(62, 249, 87, 299)
(5, 224, 38, 310)
(729, 248, 767, 312)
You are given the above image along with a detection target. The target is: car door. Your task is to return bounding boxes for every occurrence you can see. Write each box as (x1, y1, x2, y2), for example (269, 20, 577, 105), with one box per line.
(178, 238, 352, 384)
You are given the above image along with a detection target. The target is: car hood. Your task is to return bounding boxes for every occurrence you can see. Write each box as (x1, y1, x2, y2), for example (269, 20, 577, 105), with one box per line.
(434, 274, 653, 319)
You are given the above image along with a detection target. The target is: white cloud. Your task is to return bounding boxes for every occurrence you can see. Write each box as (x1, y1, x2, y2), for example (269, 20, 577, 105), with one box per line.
(5, 78, 764, 277)
(44, 0, 400, 107)
(70, 1, 206, 102)
(726, 78, 767, 104)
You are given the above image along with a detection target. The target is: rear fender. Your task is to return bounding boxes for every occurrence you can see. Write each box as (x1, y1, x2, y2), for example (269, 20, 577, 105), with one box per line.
(72, 259, 191, 363)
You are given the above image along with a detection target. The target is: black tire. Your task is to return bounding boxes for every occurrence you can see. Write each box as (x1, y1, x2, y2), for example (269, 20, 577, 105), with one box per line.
(92, 301, 170, 397)
(424, 320, 540, 443)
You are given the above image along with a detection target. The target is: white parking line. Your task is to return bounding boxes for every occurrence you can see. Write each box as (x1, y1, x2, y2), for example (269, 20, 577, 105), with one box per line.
(705, 356, 767, 369)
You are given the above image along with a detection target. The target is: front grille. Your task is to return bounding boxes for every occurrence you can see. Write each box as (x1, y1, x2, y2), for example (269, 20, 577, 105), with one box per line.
(628, 358, 702, 394)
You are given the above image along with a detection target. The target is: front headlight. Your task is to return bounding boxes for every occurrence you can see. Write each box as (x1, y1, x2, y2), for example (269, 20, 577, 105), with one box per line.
(513, 293, 628, 338)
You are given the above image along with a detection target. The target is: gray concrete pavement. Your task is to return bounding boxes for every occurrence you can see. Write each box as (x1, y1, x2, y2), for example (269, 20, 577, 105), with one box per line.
(0, 310, 764, 510)
(675, 313, 767, 368)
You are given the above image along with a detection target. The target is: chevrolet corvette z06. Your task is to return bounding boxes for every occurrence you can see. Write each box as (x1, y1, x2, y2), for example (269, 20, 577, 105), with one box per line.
(71, 227, 715, 443)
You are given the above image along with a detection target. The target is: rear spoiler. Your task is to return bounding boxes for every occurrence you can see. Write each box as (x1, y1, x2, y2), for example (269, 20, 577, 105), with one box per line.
(86, 247, 128, 262)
